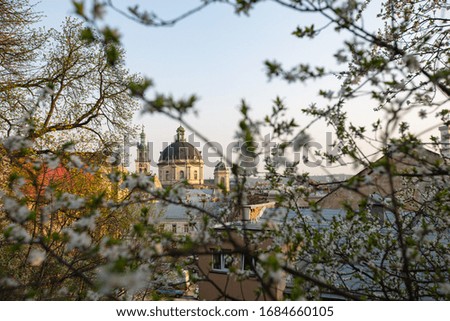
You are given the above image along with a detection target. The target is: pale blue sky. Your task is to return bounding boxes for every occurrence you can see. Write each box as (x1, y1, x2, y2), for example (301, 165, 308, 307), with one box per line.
(34, 1, 442, 178)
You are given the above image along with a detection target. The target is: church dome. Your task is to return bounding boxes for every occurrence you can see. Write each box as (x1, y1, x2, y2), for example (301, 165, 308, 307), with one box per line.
(157, 126, 205, 187)
(158, 126, 202, 162)
(214, 159, 228, 171)
(159, 141, 202, 162)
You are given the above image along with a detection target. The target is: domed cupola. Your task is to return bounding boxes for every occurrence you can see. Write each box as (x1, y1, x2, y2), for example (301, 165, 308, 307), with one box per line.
(158, 126, 202, 162)
(214, 159, 228, 172)
(157, 126, 204, 187)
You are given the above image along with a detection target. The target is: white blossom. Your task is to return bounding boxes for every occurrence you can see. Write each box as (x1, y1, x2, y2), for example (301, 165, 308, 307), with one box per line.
(86, 290, 101, 301)
(107, 171, 122, 183)
(373, 165, 386, 175)
(99, 239, 131, 261)
(43, 154, 60, 170)
(27, 249, 46, 266)
(168, 185, 186, 202)
(74, 212, 99, 231)
(10, 177, 26, 198)
(5, 224, 31, 243)
(120, 173, 154, 191)
(60, 193, 85, 210)
(56, 287, 69, 297)
(97, 265, 150, 296)
(269, 268, 283, 282)
(69, 155, 84, 168)
(3, 135, 32, 152)
(3, 197, 30, 223)
(41, 201, 62, 223)
(0, 277, 19, 288)
(64, 229, 92, 251)
(363, 174, 372, 184)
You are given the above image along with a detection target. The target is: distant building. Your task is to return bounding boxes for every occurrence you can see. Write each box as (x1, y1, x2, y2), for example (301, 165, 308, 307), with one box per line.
(157, 126, 205, 187)
(154, 189, 216, 235)
(196, 224, 286, 300)
(317, 146, 443, 213)
(213, 159, 230, 191)
(196, 202, 285, 301)
(136, 125, 231, 190)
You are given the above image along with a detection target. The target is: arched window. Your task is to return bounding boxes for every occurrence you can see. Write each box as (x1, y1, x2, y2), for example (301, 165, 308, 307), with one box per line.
(194, 170, 198, 180)
(180, 170, 185, 179)
(165, 171, 170, 181)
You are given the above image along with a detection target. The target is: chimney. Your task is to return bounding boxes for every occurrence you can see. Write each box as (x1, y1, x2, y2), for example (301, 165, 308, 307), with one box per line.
(439, 125, 450, 158)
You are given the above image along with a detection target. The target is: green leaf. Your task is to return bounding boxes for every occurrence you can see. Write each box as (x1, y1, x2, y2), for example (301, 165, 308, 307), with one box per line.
(128, 78, 153, 96)
(292, 24, 316, 38)
(102, 27, 120, 44)
(105, 44, 120, 66)
(80, 27, 95, 43)
(72, 1, 85, 18)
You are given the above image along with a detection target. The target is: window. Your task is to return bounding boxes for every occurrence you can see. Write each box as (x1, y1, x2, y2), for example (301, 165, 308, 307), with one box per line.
(165, 171, 170, 181)
(211, 250, 233, 272)
(183, 224, 189, 233)
(171, 224, 177, 233)
(220, 177, 225, 185)
(180, 170, 185, 179)
(242, 254, 255, 272)
(194, 170, 198, 180)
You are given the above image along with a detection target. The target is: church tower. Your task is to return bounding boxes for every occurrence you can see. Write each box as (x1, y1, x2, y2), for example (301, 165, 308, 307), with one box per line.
(214, 159, 230, 191)
(135, 126, 151, 174)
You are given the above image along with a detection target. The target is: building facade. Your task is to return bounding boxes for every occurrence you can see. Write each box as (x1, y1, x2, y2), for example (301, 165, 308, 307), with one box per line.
(157, 126, 204, 187)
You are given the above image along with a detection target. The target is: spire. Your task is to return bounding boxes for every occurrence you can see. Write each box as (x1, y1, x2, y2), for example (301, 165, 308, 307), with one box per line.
(140, 125, 146, 144)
